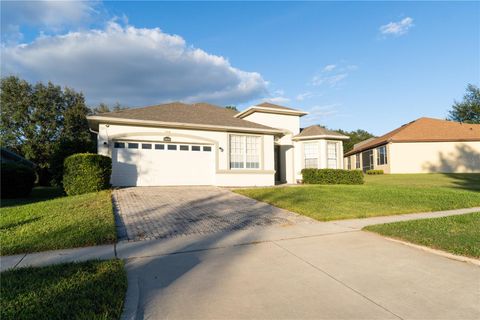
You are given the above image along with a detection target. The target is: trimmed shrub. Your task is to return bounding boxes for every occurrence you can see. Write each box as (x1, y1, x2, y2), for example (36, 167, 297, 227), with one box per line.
(63, 153, 111, 196)
(1, 163, 36, 198)
(366, 169, 384, 175)
(301, 168, 364, 185)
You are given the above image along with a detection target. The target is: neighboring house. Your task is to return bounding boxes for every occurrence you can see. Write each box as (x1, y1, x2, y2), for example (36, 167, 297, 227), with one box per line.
(343, 117, 480, 173)
(87, 102, 348, 186)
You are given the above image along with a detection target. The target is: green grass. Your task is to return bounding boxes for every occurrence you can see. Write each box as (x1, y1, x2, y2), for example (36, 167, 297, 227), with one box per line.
(234, 174, 480, 221)
(0, 259, 127, 320)
(365, 213, 480, 258)
(0, 188, 116, 255)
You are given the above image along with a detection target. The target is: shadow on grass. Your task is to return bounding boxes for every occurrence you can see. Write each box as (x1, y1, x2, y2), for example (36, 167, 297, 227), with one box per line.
(1, 187, 65, 208)
(442, 173, 480, 191)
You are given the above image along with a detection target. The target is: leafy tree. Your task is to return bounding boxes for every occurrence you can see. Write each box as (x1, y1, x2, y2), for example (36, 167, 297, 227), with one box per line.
(0, 76, 95, 186)
(336, 129, 375, 153)
(225, 105, 238, 112)
(448, 84, 480, 124)
(91, 102, 128, 114)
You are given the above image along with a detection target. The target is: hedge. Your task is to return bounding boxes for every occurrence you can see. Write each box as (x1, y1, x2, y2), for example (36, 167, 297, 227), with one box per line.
(301, 168, 364, 185)
(63, 153, 111, 196)
(1, 163, 36, 198)
(366, 169, 384, 175)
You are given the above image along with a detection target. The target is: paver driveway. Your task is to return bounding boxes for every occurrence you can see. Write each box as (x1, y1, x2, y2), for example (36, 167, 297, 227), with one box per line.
(113, 186, 313, 241)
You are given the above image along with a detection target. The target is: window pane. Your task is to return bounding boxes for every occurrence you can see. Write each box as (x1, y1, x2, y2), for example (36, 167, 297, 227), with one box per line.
(191, 146, 200, 151)
(155, 144, 164, 150)
(304, 142, 318, 168)
(167, 145, 177, 150)
(128, 143, 138, 149)
(327, 143, 337, 169)
(203, 146, 212, 152)
(180, 145, 189, 151)
(114, 142, 125, 148)
(142, 143, 152, 149)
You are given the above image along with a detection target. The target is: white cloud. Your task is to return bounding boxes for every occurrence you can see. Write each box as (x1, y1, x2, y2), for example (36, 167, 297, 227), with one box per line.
(296, 91, 313, 101)
(379, 17, 414, 37)
(311, 73, 348, 87)
(303, 104, 340, 125)
(2, 21, 268, 106)
(322, 64, 336, 72)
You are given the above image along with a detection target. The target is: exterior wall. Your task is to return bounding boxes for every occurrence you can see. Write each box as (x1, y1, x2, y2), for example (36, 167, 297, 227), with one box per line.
(294, 139, 345, 182)
(344, 141, 480, 173)
(242, 112, 300, 184)
(98, 124, 275, 186)
(389, 141, 480, 173)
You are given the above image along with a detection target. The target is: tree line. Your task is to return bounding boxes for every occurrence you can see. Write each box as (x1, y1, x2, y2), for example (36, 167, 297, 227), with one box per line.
(0, 76, 126, 186)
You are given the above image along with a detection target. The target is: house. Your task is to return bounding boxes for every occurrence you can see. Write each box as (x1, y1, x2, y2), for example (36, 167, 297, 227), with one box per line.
(343, 117, 480, 173)
(87, 102, 348, 186)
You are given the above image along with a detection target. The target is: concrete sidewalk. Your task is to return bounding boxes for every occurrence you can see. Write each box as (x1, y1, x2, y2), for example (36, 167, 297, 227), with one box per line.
(2, 206, 479, 272)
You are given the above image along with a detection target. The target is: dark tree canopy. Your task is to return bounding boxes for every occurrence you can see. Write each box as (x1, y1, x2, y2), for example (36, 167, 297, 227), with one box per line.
(448, 84, 480, 124)
(335, 129, 375, 153)
(0, 76, 95, 186)
(225, 105, 238, 112)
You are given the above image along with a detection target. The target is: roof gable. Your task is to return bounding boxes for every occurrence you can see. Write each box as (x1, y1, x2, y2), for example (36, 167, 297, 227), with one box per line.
(293, 125, 349, 140)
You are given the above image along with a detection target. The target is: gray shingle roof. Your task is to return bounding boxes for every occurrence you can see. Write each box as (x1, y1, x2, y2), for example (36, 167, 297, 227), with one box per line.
(89, 102, 279, 131)
(294, 125, 347, 139)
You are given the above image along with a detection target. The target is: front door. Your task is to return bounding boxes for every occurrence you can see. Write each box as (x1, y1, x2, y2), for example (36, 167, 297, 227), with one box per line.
(274, 145, 281, 182)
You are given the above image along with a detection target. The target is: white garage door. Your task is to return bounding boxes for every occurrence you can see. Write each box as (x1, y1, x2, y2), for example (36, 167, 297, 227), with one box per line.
(111, 141, 215, 186)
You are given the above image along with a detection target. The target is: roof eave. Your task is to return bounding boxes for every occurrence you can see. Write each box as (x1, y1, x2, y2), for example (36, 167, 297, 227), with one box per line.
(87, 116, 284, 135)
(292, 134, 349, 141)
(235, 106, 308, 118)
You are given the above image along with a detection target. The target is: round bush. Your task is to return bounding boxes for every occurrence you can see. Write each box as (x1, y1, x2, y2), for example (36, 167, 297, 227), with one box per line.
(63, 153, 112, 196)
(1, 163, 36, 198)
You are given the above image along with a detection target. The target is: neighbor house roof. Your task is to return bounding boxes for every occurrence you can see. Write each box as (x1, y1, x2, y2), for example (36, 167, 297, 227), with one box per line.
(87, 102, 283, 134)
(344, 117, 480, 156)
(234, 102, 308, 118)
(292, 125, 349, 140)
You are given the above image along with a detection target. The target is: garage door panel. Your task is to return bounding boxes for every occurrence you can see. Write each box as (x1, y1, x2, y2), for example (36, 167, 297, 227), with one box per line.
(111, 142, 214, 186)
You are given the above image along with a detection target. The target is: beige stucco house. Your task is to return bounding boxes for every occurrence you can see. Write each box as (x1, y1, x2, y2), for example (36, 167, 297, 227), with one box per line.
(344, 117, 480, 174)
(87, 102, 348, 187)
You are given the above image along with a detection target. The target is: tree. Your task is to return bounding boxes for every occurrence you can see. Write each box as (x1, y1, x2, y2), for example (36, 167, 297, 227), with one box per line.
(90, 102, 128, 114)
(448, 84, 480, 124)
(0, 76, 95, 186)
(336, 129, 375, 153)
(225, 105, 238, 112)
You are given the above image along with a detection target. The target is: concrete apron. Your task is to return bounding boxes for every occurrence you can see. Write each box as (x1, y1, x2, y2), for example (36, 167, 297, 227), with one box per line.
(119, 222, 480, 320)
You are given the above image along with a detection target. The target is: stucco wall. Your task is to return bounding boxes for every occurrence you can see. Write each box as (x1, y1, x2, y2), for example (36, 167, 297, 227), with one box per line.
(242, 112, 300, 184)
(97, 124, 275, 186)
(389, 141, 480, 173)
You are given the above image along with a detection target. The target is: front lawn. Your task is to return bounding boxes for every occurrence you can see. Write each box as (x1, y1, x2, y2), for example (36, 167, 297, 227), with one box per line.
(234, 174, 480, 221)
(0, 188, 116, 255)
(0, 259, 126, 320)
(365, 213, 480, 258)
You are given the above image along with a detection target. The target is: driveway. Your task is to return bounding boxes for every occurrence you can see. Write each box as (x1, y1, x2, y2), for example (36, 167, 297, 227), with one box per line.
(113, 186, 313, 241)
(113, 187, 480, 319)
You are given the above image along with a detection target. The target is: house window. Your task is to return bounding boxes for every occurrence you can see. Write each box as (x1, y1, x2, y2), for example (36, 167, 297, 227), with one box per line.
(114, 142, 125, 148)
(229, 135, 260, 169)
(327, 142, 337, 169)
(128, 143, 138, 149)
(355, 154, 360, 169)
(167, 145, 177, 150)
(191, 146, 201, 151)
(155, 144, 164, 150)
(142, 143, 152, 149)
(377, 145, 388, 165)
(304, 142, 318, 168)
(347, 157, 351, 170)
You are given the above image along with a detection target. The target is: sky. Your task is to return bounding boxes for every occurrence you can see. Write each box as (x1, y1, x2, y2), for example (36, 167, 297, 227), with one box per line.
(1, 1, 479, 135)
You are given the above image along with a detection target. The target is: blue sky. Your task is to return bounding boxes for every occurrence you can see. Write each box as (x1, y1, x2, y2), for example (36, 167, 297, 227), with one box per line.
(1, 1, 479, 135)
